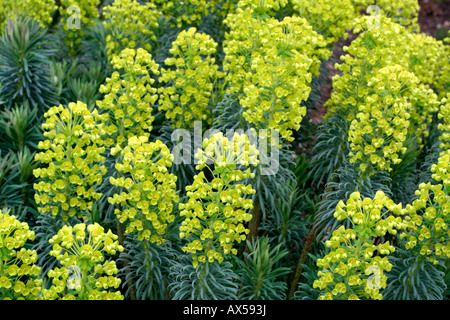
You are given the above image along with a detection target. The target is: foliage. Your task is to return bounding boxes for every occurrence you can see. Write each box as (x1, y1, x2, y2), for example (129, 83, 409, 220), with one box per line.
(0, 18, 58, 111)
(236, 236, 290, 299)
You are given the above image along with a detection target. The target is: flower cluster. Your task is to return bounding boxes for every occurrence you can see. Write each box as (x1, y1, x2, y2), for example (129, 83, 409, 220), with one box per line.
(347, 65, 417, 173)
(211, 0, 239, 19)
(107, 136, 179, 244)
(224, 4, 330, 141)
(0, 0, 57, 29)
(33, 101, 108, 222)
(349, 15, 448, 98)
(325, 16, 407, 119)
(325, 17, 441, 171)
(237, 0, 288, 15)
(0, 210, 42, 299)
(222, 6, 264, 96)
(438, 93, 450, 149)
(103, 0, 161, 60)
(365, 0, 420, 31)
(59, 0, 100, 54)
(401, 151, 450, 264)
(96, 48, 160, 148)
(43, 223, 124, 300)
(313, 191, 407, 300)
(327, 15, 444, 120)
(291, 0, 359, 45)
(158, 27, 224, 128)
(152, 0, 215, 28)
(179, 132, 259, 268)
(407, 32, 450, 99)
(195, 131, 260, 170)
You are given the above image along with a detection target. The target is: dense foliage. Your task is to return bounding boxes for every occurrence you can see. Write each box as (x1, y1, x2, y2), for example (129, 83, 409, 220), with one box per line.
(0, 0, 449, 301)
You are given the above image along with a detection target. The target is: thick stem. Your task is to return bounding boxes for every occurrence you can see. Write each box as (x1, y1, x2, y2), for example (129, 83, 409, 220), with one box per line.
(116, 218, 137, 300)
(287, 171, 340, 300)
(244, 194, 261, 253)
(79, 270, 88, 300)
(116, 219, 126, 246)
(287, 226, 316, 300)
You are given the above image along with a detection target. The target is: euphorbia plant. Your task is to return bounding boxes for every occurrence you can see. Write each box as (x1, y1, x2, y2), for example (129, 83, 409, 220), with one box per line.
(108, 135, 179, 244)
(43, 222, 124, 300)
(158, 27, 224, 129)
(401, 149, 450, 265)
(96, 48, 160, 149)
(103, 0, 161, 60)
(59, 0, 100, 55)
(33, 101, 108, 223)
(179, 132, 259, 268)
(0, 210, 42, 300)
(313, 190, 407, 300)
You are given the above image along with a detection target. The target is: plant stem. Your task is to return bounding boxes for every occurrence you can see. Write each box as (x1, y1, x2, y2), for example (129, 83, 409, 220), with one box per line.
(287, 226, 316, 300)
(245, 194, 261, 253)
(287, 171, 339, 299)
(116, 218, 137, 300)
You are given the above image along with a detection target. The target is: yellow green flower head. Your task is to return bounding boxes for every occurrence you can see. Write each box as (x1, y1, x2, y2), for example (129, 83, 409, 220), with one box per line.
(108, 136, 179, 244)
(272, 16, 331, 77)
(237, 0, 288, 18)
(402, 160, 450, 264)
(237, 26, 310, 142)
(180, 132, 259, 268)
(43, 223, 124, 300)
(152, 0, 214, 28)
(351, 15, 447, 94)
(314, 191, 405, 300)
(291, 0, 359, 45)
(33, 101, 108, 222)
(0, 0, 57, 29)
(438, 94, 450, 149)
(224, 10, 330, 142)
(96, 48, 160, 148)
(0, 210, 42, 300)
(369, 0, 420, 31)
(333, 190, 407, 239)
(406, 33, 449, 98)
(158, 27, 224, 128)
(195, 131, 260, 170)
(327, 15, 446, 126)
(430, 151, 450, 189)
(103, 0, 161, 60)
(347, 65, 426, 173)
